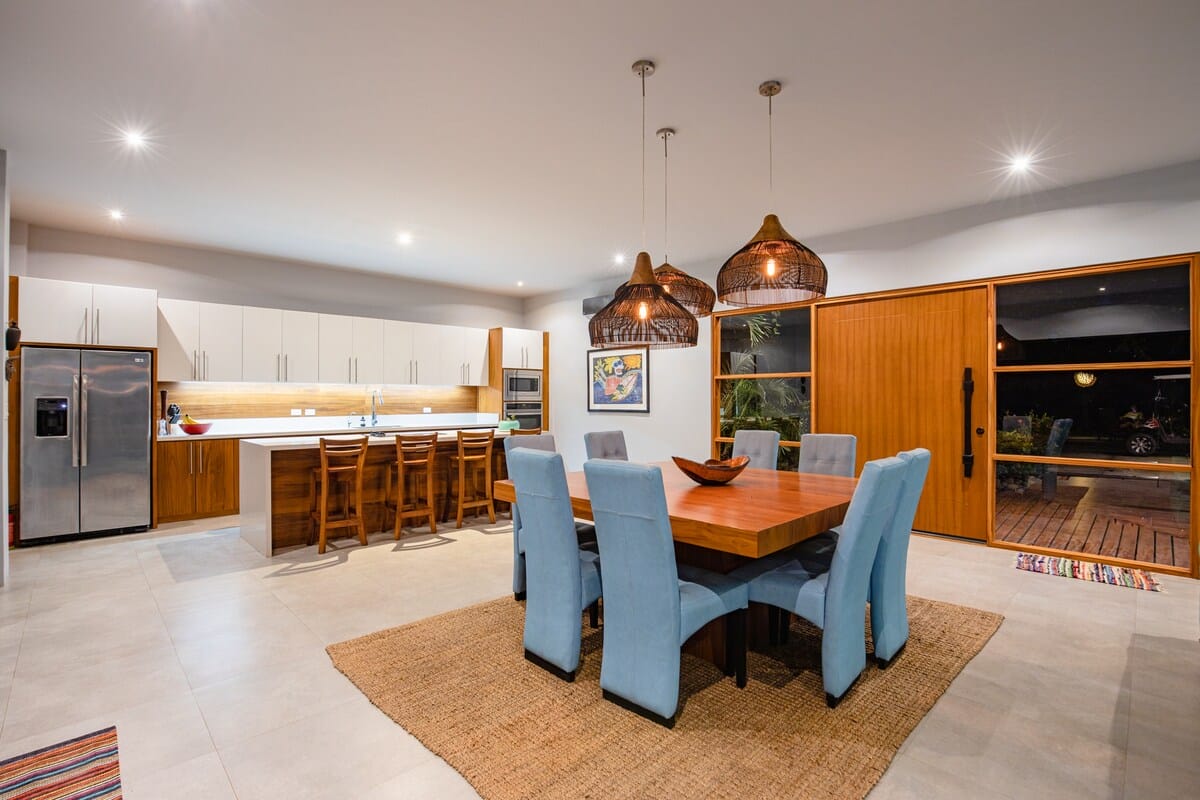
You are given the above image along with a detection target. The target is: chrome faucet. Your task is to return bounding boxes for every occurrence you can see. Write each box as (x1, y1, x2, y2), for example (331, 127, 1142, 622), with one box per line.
(369, 388, 383, 427)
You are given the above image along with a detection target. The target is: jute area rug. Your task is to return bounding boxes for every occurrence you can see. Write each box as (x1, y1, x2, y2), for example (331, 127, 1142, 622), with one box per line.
(328, 596, 1002, 800)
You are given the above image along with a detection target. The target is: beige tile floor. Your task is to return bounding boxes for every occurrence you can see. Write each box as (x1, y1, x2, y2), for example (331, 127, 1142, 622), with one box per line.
(0, 517, 1196, 799)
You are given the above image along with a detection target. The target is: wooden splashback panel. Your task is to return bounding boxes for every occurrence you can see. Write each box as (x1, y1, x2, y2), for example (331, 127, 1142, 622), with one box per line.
(159, 382, 480, 420)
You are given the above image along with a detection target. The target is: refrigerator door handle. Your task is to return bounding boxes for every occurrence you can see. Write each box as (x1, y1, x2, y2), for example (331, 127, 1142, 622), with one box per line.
(71, 374, 80, 467)
(80, 374, 89, 467)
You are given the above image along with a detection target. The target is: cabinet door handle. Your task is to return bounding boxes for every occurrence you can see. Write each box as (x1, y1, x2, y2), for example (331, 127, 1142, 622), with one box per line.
(284, 354, 289, 381)
(277, 353, 281, 381)
(94, 307, 100, 344)
(348, 356, 352, 383)
(193, 350, 198, 380)
(355, 357, 359, 383)
(204, 351, 209, 381)
(199, 444, 204, 474)
(82, 307, 89, 344)
(188, 442, 194, 475)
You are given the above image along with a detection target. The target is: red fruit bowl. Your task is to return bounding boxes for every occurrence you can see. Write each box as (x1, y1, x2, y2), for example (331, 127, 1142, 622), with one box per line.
(672, 455, 750, 486)
(179, 422, 213, 435)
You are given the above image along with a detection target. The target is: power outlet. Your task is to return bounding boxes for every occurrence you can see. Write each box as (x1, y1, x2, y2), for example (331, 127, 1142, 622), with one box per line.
(304, 409, 315, 416)
(290, 409, 302, 416)
(423, 407, 432, 414)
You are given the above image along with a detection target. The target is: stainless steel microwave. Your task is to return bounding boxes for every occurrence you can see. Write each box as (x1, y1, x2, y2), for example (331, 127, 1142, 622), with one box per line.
(503, 369, 542, 402)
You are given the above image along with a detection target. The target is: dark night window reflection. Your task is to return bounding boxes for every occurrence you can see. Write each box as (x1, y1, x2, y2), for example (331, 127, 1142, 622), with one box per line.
(719, 307, 811, 374)
(995, 264, 1190, 365)
(996, 369, 1190, 463)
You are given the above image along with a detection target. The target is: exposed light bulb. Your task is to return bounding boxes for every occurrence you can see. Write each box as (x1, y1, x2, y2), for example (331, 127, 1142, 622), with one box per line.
(1008, 154, 1032, 173)
(765, 257, 777, 277)
(637, 301, 649, 320)
(614, 253, 626, 265)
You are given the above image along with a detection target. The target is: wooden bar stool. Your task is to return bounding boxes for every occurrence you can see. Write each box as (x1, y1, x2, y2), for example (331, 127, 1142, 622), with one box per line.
(308, 437, 370, 554)
(510, 427, 543, 436)
(383, 433, 439, 538)
(447, 430, 496, 528)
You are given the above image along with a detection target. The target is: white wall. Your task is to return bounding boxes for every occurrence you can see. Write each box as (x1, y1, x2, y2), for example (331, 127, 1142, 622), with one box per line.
(527, 160, 1200, 470)
(13, 224, 525, 328)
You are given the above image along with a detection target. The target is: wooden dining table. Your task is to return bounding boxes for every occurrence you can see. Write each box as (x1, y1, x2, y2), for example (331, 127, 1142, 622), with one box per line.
(494, 461, 858, 667)
(493, 461, 857, 560)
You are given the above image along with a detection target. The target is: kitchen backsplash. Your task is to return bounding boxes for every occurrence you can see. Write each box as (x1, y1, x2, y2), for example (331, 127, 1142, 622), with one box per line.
(158, 382, 480, 420)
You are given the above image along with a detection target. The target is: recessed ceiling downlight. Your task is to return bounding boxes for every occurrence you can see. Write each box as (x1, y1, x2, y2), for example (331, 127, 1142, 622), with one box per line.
(108, 209, 125, 221)
(395, 231, 414, 246)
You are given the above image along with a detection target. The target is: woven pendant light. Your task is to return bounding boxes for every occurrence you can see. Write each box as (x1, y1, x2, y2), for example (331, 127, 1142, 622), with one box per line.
(589, 251, 699, 349)
(589, 60, 698, 349)
(717, 80, 827, 307)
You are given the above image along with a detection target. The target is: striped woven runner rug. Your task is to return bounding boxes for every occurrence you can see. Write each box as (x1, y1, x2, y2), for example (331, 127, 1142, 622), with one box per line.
(1015, 552, 1163, 591)
(0, 726, 121, 800)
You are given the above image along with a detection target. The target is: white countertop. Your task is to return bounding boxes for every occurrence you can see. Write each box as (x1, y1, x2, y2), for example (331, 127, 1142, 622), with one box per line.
(160, 412, 503, 441)
(240, 428, 514, 451)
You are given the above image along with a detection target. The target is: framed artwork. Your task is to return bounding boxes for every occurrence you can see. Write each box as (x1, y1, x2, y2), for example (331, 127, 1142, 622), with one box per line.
(588, 347, 649, 413)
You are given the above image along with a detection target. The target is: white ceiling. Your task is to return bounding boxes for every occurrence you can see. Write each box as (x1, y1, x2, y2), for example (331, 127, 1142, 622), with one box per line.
(2, 0, 1200, 296)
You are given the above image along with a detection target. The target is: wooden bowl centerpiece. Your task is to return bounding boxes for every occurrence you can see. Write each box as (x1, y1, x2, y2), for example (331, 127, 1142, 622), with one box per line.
(672, 455, 751, 486)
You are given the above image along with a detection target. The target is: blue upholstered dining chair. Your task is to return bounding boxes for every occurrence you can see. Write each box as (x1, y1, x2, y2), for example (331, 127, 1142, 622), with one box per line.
(507, 449, 603, 681)
(732, 429, 781, 470)
(504, 433, 556, 600)
(868, 448, 931, 668)
(797, 433, 857, 477)
(584, 430, 628, 461)
(504, 434, 596, 600)
(732, 456, 906, 708)
(583, 459, 749, 727)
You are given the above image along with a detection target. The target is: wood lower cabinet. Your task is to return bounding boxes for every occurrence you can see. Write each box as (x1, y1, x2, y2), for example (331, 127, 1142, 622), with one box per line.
(157, 439, 240, 522)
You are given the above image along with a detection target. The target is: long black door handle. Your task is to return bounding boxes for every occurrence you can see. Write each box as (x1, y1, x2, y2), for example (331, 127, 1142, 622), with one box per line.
(962, 367, 975, 478)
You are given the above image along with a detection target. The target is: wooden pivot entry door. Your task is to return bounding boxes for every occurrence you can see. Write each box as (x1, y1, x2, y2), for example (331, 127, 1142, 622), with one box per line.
(157, 439, 240, 522)
(815, 287, 989, 540)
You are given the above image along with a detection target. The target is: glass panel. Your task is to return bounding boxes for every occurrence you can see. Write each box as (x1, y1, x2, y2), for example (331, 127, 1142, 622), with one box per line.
(995, 264, 1190, 366)
(996, 369, 1190, 464)
(718, 377, 811, 442)
(718, 307, 811, 374)
(717, 441, 799, 471)
(994, 462, 1190, 569)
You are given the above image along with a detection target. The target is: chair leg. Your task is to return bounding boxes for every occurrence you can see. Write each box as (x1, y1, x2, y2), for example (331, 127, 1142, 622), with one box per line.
(767, 606, 780, 646)
(484, 459, 496, 523)
(725, 609, 747, 688)
(355, 476, 368, 546)
(426, 468, 437, 534)
(876, 642, 906, 670)
(588, 601, 600, 629)
(778, 610, 791, 644)
(318, 479, 329, 555)
(602, 690, 676, 729)
(456, 459, 466, 528)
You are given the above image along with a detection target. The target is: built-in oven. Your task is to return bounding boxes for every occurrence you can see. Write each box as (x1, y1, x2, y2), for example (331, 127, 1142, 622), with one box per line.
(503, 369, 543, 402)
(503, 401, 543, 431)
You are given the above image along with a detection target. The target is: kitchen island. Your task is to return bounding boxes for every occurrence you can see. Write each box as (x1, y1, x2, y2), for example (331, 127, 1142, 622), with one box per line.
(240, 429, 512, 556)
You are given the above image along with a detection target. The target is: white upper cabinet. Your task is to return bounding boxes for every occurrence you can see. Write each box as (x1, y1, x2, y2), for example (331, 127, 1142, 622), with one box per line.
(461, 327, 490, 386)
(382, 320, 415, 384)
(19, 277, 156, 348)
(352, 316, 384, 384)
(242, 306, 284, 382)
(158, 299, 242, 381)
(501, 327, 544, 369)
(157, 298, 201, 381)
(410, 323, 449, 385)
(281, 310, 319, 383)
(89, 284, 158, 347)
(318, 314, 355, 383)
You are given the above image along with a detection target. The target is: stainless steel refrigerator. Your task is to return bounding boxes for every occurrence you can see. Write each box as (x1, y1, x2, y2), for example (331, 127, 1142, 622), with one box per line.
(20, 347, 152, 541)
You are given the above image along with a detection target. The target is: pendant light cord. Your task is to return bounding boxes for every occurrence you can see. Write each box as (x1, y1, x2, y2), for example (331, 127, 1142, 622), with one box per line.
(663, 131, 670, 262)
(768, 93, 774, 209)
(641, 68, 647, 250)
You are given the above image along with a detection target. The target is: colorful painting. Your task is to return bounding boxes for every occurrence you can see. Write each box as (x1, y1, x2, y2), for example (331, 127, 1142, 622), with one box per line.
(588, 347, 649, 413)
